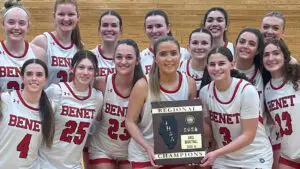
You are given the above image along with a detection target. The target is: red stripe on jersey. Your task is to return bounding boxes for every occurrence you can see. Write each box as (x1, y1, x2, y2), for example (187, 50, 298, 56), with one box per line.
(213, 79, 243, 104)
(279, 156, 300, 168)
(249, 68, 258, 83)
(160, 72, 182, 93)
(49, 32, 73, 50)
(89, 158, 114, 165)
(64, 82, 92, 100)
(98, 45, 113, 60)
(258, 115, 264, 124)
(272, 143, 281, 151)
(1, 40, 29, 58)
(112, 74, 130, 99)
(149, 47, 154, 55)
(270, 79, 286, 90)
(186, 59, 201, 81)
(16, 90, 39, 111)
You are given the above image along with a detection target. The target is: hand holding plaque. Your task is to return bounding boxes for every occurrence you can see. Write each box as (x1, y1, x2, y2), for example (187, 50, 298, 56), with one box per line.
(152, 100, 206, 165)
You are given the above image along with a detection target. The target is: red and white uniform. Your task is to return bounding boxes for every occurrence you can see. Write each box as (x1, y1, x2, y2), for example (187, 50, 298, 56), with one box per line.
(225, 42, 234, 58)
(0, 90, 42, 168)
(88, 74, 130, 164)
(128, 72, 189, 162)
(179, 59, 203, 97)
(200, 78, 273, 168)
(44, 32, 78, 87)
(38, 82, 103, 169)
(0, 41, 36, 91)
(91, 45, 115, 77)
(265, 77, 300, 166)
(140, 47, 190, 74)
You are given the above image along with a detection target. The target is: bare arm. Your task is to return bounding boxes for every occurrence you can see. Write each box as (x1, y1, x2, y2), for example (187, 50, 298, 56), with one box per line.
(187, 76, 197, 99)
(94, 77, 106, 94)
(31, 44, 47, 64)
(31, 34, 48, 50)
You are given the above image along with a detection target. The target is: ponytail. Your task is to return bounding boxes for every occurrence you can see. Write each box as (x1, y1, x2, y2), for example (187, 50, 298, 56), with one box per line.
(39, 90, 55, 148)
(230, 69, 248, 81)
(72, 24, 83, 50)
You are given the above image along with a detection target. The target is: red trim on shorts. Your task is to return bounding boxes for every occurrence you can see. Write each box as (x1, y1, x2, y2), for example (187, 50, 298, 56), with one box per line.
(89, 158, 114, 165)
(272, 143, 281, 151)
(118, 160, 130, 165)
(131, 161, 152, 168)
(279, 156, 300, 168)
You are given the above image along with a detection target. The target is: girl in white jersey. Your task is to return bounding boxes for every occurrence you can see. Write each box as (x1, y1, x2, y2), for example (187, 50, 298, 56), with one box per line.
(263, 39, 300, 169)
(202, 7, 234, 57)
(91, 10, 122, 78)
(179, 28, 213, 98)
(38, 50, 103, 169)
(87, 39, 144, 169)
(126, 36, 196, 169)
(141, 9, 190, 74)
(199, 47, 273, 168)
(0, 58, 55, 168)
(0, 0, 45, 91)
(31, 0, 82, 86)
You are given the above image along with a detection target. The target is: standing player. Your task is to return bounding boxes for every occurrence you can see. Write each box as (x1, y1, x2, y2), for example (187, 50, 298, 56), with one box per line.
(179, 28, 213, 97)
(141, 9, 190, 74)
(0, 0, 45, 91)
(260, 11, 297, 63)
(202, 7, 234, 57)
(31, 0, 82, 87)
(0, 58, 55, 168)
(87, 39, 143, 169)
(91, 10, 122, 78)
(126, 36, 196, 169)
(37, 50, 103, 169)
(263, 39, 300, 169)
(199, 47, 273, 168)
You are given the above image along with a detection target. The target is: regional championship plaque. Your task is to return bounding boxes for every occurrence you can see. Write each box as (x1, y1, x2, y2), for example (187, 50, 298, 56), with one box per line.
(152, 100, 206, 165)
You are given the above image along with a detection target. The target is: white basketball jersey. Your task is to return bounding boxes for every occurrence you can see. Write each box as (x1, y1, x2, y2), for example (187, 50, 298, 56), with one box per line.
(179, 59, 203, 97)
(0, 90, 42, 169)
(140, 47, 190, 74)
(225, 41, 235, 58)
(88, 74, 130, 159)
(0, 41, 36, 91)
(128, 72, 189, 162)
(200, 78, 272, 168)
(38, 82, 103, 169)
(44, 32, 78, 87)
(91, 45, 115, 77)
(265, 78, 300, 161)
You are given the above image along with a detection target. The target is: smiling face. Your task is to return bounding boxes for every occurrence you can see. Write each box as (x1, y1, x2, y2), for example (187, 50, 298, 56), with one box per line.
(99, 14, 121, 43)
(263, 43, 285, 78)
(145, 15, 170, 45)
(114, 44, 139, 76)
(155, 41, 180, 75)
(3, 8, 29, 42)
(71, 58, 96, 86)
(188, 32, 212, 60)
(207, 52, 233, 82)
(204, 10, 227, 39)
(54, 3, 79, 33)
(22, 63, 47, 93)
(236, 31, 258, 61)
(261, 16, 284, 42)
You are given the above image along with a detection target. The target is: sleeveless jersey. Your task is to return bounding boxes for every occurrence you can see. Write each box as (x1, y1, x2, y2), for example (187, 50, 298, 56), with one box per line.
(38, 82, 103, 169)
(140, 47, 190, 74)
(265, 77, 300, 161)
(88, 74, 130, 159)
(179, 59, 203, 97)
(91, 45, 115, 77)
(44, 32, 78, 87)
(128, 72, 189, 162)
(225, 42, 234, 58)
(0, 41, 36, 91)
(200, 78, 272, 168)
(0, 90, 42, 169)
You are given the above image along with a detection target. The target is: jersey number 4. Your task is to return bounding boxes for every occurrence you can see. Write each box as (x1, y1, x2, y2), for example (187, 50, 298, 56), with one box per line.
(17, 134, 32, 158)
(108, 119, 130, 141)
(274, 111, 293, 136)
(60, 120, 90, 145)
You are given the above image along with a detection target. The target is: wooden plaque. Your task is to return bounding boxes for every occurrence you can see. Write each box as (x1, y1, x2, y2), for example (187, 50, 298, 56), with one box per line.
(152, 100, 206, 165)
